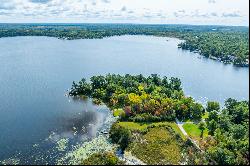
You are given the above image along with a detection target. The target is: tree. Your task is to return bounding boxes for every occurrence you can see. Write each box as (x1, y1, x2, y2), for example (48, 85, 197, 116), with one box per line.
(90, 76, 107, 90)
(230, 103, 249, 124)
(205, 100, 249, 165)
(109, 123, 132, 151)
(207, 119, 218, 136)
(206, 101, 220, 112)
(190, 103, 204, 121)
(225, 98, 237, 111)
(198, 122, 206, 138)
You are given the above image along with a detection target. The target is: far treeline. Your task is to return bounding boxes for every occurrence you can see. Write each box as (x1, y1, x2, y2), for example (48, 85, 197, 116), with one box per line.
(0, 23, 249, 67)
(69, 74, 249, 165)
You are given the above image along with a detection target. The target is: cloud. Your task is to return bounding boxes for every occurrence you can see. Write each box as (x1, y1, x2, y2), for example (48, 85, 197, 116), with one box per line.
(157, 13, 162, 17)
(121, 6, 126, 12)
(211, 12, 218, 16)
(173, 10, 188, 18)
(127, 10, 134, 14)
(142, 11, 152, 18)
(101, 0, 110, 3)
(0, 1, 16, 10)
(112, 13, 122, 17)
(178, 10, 185, 13)
(222, 11, 242, 17)
(208, 0, 216, 4)
(191, 10, 210, 18)
(0, 0, 248, 26)
(30, 0, 51, 4)
(173, 10, 219, 18)
(0, 11, 12, 15)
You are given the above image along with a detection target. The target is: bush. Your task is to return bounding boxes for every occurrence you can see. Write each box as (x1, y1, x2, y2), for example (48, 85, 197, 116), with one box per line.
(109, 123, 132, 151)
(129, 113, 175, 122)
(92, 98, 102, 105)
(185, 138, 194, 147)
(113, 108, 124, 117)
(81, 152, 124, 165)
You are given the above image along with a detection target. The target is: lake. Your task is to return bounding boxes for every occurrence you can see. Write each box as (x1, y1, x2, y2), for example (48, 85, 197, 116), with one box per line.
(0, 35, 248, 164)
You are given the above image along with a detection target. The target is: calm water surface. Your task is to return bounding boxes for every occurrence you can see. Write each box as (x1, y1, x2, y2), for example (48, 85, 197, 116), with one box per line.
(0, 35, 248, 163)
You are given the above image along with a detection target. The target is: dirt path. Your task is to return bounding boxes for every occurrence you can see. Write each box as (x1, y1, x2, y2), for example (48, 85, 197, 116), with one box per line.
(175, 118, 188, 136)
(175, 118, 201, 151)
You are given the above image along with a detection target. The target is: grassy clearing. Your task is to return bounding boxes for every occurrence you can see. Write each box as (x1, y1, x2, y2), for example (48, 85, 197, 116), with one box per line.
(117, 122, 148, 132)
(117, 121, 185, 140)
(128, 127, 183, 165)
(182, 123, 208, 140)
(112, 108, 124, 117)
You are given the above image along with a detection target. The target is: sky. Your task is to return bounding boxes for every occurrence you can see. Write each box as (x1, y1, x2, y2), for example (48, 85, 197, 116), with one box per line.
(0, 0, 249, 26)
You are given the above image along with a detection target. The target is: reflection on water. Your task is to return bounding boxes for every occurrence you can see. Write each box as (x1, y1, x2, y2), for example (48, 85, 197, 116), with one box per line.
(0, 97, 110, 165)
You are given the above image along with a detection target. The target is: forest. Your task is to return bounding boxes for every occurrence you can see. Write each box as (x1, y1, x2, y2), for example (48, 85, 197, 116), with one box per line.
(69, 74, 249, 165)
(0, 23, 249, 66)
(69, 74, 204, 121)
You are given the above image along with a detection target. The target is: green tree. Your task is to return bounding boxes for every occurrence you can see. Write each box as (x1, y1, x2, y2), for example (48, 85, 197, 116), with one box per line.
(109, 123, 132, 151)
(206, 101, 220, 112)
(198, 122, 206, 138)
(190, 103, 204, 121)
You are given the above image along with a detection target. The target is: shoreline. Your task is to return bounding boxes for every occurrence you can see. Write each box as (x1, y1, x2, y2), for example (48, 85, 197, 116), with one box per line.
(0, 34, 248, 67)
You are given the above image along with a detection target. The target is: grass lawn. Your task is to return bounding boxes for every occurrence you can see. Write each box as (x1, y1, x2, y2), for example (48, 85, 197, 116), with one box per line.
(117, 121, 186, 140)
(128, 127, 183, 165)
(182, 123, 208, 140)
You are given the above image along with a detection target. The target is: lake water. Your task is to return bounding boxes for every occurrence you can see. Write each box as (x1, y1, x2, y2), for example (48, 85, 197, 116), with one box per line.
(0, 35, 248, 164)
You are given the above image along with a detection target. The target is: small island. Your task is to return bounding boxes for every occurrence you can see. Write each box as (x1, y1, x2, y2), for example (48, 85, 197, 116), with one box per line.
(69, 74, 249, 165)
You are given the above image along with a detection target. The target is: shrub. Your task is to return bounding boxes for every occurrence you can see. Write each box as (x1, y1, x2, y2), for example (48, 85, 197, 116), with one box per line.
(92, 98, 102, 105)
(81, 152, 124, 165)
(113, 108, 124, 117)
(129, 113, 175, 122)
(109, 123, 132, 151)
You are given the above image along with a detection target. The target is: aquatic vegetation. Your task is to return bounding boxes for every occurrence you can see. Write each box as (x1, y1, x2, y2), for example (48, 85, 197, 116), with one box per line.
(56, 109, 118, 165)
(0, 158, 20, 165)
(56, 135, 117, 165)
(56, 138, 69, 152)
(32, 144, 39, 148)
(81, 152, 125, 165)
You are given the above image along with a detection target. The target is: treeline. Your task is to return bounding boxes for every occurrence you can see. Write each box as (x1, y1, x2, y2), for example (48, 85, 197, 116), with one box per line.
(178, 32, 249, 67)
(204, 98, 249, 165)
(0, 23, 248, 67)
(69, 74, 205, 122)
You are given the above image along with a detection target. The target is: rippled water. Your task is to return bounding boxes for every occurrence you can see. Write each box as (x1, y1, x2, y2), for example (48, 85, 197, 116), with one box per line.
(0, 35, 248, 164)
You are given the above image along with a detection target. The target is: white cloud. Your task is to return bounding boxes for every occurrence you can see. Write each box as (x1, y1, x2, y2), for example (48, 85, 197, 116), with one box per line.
(0, 0, 248, 25)
(222, 11, 242, 17)
(208, 0, 216, 4)
(121, 6, 126, 12)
